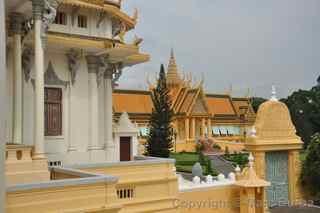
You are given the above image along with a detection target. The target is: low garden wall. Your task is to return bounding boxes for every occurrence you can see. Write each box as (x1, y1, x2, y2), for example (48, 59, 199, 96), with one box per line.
(178, 185, 240, 213)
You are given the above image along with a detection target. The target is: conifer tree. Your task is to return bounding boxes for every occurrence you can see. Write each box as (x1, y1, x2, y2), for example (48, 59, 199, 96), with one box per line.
(145, 64, 174, 158)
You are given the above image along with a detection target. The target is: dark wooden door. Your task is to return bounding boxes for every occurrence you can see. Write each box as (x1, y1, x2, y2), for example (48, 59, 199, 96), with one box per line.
(120, 137, 131, 161)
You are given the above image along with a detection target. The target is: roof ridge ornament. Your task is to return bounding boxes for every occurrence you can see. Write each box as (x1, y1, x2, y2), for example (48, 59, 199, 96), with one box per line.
(270, 85, 278, 101)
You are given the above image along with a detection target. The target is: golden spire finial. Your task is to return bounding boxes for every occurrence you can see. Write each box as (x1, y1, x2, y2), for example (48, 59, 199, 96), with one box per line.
(167, 48, 181, 87)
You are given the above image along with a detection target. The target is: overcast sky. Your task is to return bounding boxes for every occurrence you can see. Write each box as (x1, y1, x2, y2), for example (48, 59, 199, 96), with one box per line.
(119, 0, 320, 98)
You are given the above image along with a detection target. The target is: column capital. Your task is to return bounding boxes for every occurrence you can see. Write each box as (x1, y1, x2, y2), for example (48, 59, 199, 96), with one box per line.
(104, 67, 114, 79)
(86, 55, 99, 74)
(10, 13, 25, 35)
(32, 0, 45, 20)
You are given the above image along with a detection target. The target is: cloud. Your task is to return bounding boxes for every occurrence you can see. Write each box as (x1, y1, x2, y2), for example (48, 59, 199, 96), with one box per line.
(119, 0, 320, 98)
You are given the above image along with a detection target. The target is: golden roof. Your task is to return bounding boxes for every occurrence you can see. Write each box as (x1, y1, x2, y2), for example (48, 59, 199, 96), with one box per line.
(206, 95, 237, 116)
(255, 100, 297, 139)
(113, 90, 153, 114)
(166, 49, 182, 87)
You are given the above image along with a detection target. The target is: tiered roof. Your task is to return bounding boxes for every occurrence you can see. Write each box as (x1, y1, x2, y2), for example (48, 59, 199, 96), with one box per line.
(112, 50, 255, 122)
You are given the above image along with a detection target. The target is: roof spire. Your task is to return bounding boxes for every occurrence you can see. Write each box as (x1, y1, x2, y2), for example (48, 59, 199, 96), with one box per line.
(270, 85, 278, 101)
(167, 48, 181, 86)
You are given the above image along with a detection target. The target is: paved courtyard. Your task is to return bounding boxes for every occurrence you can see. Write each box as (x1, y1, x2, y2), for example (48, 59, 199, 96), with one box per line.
(270, 206, 320, 213)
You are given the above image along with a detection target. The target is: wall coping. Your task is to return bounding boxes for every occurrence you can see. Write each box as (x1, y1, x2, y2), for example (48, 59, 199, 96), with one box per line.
(68, 156, 176, 169)
(7, 167, 118, 193)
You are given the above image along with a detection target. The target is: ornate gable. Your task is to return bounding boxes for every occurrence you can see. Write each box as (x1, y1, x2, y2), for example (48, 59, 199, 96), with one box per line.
(192, 96, 208, 114)
(189, 87, 209, 115)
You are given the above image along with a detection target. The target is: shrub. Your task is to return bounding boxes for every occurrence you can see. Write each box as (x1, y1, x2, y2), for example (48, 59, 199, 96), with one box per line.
(207, 159, 213, 175)
(212, 144, 221, 150)
(301, 133, 320, 200)
(195, 143, 205, 154)
(198, 151, 206, 165)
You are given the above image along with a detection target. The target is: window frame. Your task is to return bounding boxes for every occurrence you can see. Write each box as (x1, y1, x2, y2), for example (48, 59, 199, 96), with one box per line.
(77, 15, 88, 28)
(44, 87, 64, 138)
(54, 11, 67, 25)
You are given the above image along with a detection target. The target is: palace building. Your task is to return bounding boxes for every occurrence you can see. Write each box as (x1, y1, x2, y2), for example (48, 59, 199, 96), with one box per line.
(2, 1, 305, 212)
(5, 0, 150, 165)
(113, 50, 256, 152)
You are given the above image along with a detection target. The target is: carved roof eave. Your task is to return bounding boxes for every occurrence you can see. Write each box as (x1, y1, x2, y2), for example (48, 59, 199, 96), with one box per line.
(62, 0, 136, 29)
(121, 53, 150, 67)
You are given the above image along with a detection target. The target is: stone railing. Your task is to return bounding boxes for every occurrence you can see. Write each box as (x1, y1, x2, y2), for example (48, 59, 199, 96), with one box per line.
(6, 168, 120, 213)
(6, 144, 33, 162)
(68, 156, 179, 212)
(5, 144, 50, 186)
(178, 172, 236, 192)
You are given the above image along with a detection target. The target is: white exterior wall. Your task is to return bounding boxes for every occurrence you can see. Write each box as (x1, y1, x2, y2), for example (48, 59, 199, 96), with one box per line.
(5, 7, 124, 165)
(49, 7, 113, 39)
(14, 49, 107, 165)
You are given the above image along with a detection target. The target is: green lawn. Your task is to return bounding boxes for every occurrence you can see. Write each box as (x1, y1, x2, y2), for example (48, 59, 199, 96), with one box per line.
(170, 152, 218, 176)
(170, 152, 199, 162)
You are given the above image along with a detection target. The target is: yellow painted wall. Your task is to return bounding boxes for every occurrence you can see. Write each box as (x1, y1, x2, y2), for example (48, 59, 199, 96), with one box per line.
(81, 162, 179, 213)
(6, 182, 121, 213)
(178, 186, 240, 213)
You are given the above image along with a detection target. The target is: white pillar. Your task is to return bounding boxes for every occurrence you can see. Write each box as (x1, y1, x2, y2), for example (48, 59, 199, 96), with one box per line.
(86, 56, 101, 151)
(105, 68, 115, 161)
(0, 0, 6, 210)
(32, 0, 46, 159)
(11, 13, 24, 145)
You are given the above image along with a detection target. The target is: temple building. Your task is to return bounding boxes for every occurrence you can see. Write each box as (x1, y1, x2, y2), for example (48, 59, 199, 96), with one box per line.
(113, 50, 256, 152)
(5, 0, 149, 165)
(2, 1, 306, 212)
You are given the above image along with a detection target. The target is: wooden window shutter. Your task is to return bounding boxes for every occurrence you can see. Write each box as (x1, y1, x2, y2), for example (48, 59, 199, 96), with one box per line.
(45, 88, 62, 136)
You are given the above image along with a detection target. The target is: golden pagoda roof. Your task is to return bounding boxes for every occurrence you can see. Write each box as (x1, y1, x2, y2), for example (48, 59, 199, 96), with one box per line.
(167, 49, 182, 86)
(255, 100, 298, 139)
(62, 0, 136, 29)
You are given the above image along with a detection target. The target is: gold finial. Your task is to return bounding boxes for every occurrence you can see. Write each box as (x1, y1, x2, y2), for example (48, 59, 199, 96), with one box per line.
(226, 84, 233, 96)
(133, 8, 138, 22)
(118, 23, 127, 43)
(245, 87, 251, 99)
(132, 34, 143, 47)
(167, 48, 181, 87)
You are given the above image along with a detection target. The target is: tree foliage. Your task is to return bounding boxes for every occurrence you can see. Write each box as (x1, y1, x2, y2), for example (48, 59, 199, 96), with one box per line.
(250, 97, 267, 113)
(282, 87, 320, 147)
(301, 133, 320, 200)
(145, 64, 174, 158)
